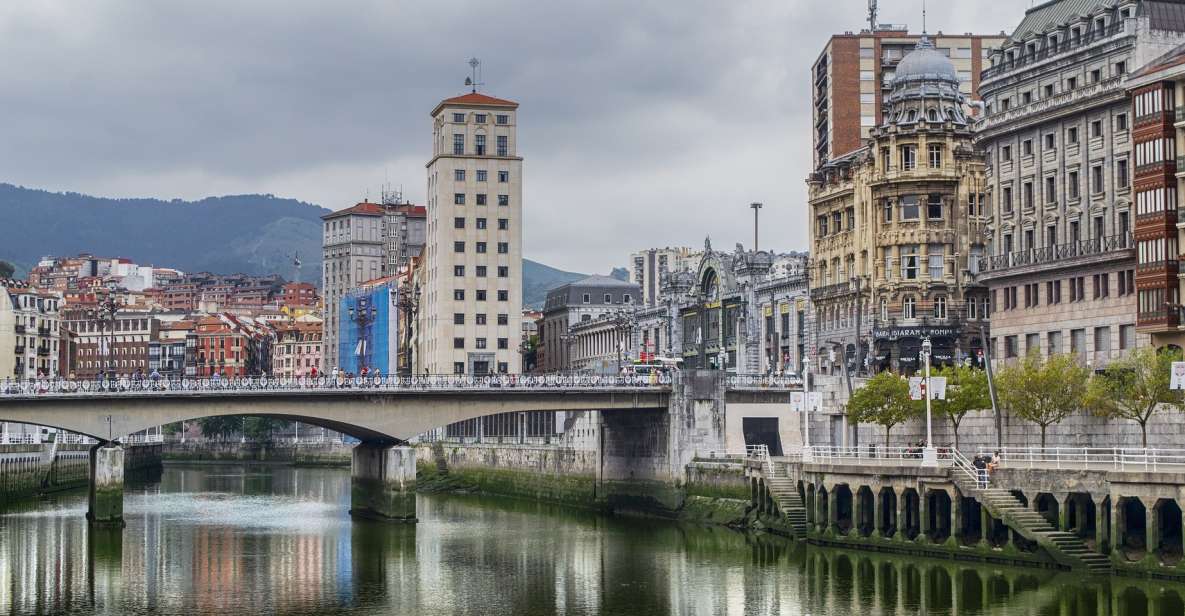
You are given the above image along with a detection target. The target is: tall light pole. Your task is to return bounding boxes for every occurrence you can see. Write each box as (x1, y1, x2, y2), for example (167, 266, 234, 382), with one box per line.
(921, 336, 937, 465)
(750, 202, 763, 251)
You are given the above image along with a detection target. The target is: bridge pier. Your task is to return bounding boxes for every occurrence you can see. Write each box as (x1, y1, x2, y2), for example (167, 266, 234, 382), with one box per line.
(87, 443, 124, 528)
(350, 443, 416, 522)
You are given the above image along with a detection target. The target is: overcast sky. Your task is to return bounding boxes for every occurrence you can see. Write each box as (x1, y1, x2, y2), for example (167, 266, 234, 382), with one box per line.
(0, 0, 1032, 273)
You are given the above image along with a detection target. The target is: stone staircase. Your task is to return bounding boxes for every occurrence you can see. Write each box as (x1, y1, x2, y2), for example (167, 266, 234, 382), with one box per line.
(948, 466, 1111, 574)
(763, 461, 808, 537)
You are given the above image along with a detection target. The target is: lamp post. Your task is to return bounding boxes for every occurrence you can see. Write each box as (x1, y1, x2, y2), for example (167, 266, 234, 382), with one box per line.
(396, 282, 421, 377)
(921, 336, 937, 465)
(93, 297, 122, 378)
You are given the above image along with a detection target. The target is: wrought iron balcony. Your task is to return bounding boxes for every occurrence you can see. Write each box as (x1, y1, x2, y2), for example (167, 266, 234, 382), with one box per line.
(809, 280, 854, 300)
(36, 346, 50, 357)
(14, 345, 24, 355)
(14, 325, 25, 334)
(978, 233, 1133, 275)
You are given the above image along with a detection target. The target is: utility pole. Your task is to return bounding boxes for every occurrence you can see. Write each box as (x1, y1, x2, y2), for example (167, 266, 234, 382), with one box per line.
(750, 202, 763, 251)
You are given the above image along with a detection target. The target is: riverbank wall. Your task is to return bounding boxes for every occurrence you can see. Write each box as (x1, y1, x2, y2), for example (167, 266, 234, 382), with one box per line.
(163, 441, 353, 466)
(1, 443, 162, 501)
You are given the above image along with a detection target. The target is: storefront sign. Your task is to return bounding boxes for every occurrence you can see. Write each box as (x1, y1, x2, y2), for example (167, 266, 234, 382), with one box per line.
(871, 326, 959, 341)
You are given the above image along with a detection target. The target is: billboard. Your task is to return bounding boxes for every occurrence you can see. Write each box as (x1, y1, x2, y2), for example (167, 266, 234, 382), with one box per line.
(337, 284, 398, 375)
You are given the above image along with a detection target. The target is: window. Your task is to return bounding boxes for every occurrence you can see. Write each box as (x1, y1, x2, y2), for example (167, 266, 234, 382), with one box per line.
(476, 265, 487, 277)
(454, 362, 465, 374)
(475, 338, 487, 349)
(928, 144, 943, 168)
(454, 217, 467, 229)
(1068, 126, 1079, 144)
(881, 147, 891, 171)
(582, 293, 591, 304)
(453, 134, 464, 155)
(475, 134, 486, 155)
(1090, 69, 1101, 83)
(476, 290, 487, 301)
(901, 195, 919, 220)
(497, 362, 509, 373)
(928, 244, 944, 278)
(1069, 276, 1086, 302)
(454, 290, 465, 301)
(1067, 76, 1077, 90)
(497, 242, 509, 254)
(476, 242, 487, 253)
(452, 113, 465, 123)
(1119, 324, 1135, 350)
(453, 313, 465, 325)
(498, 314, 509, 325)
(1047, 280, 1062, 304)
(498, 170, 509, 183)
(454, 193, 466, 205)
(1003, 186, 1013, 212)
(1024, 283, 1039, 308)
(604, 293, 612, 303)
(1093, 273, 1109, 299)
(1090, 120, 1102, 138)
(860, 70, 875, 81)
(496, 114, 509, 125)
(497, 135, 508, 156)
(497, 266, 509, 277)
(883, 199, 893, 223)
(454, 169, 466, 181)
(1005, 336, 1018, 359)
(498, 194, 510, 206)
(1118, 269, 1135, 296)
(476, 169, 487, 182)
(497, 338, 509, 350)
(1044, 176, 1056, 204)
(475, 314, 487, 325)
(900, 245, 919, 279)
(900, 145, 916, 170)
(1116, 113, 1128, 131)
(475, 113, 487, 123)
(476, 193, 487, 206)
(1117, 159, 1129, 189)
(497, 290, 509, 301)
(1044, 84, 1055, 98)
(453, 337, 465, 349)
(454, 241, 465, 253)
(497, 218, 508, 230)
(903, 296, 916, 319)
(453, 265, 465, 276)
(1048, 331, 1062, 355)
(933, 296, 947, 319)
(1044, 133, 1055, 150)
(1068, 171, 1080, 199)
(476, 217, 487, 229)
(1026, 333, 1040, 355)
(1022, 139, 1033, 156)
(1023, 181, 1033, 209)
(1092, 165, 1104, 193)
(1021, 91, 1032, 105)
(1002, 145, 1012, 162)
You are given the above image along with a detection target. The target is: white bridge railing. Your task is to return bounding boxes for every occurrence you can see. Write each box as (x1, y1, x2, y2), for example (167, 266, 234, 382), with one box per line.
(976, 447, 1185, 472)
(0, 374, 802, 398)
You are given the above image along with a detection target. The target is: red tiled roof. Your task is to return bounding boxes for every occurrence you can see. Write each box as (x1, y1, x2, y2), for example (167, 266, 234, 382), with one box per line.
(322, 202, 386, 219)
(432, 92, 518, 116)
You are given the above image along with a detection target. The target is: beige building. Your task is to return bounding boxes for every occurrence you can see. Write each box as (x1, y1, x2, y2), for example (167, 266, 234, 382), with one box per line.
(629, 247, 701, 307)
(812, 24, 1005, 168)
(418, 92, 523, 375)
(972, 1, 1185, 366)
(808, 37, 991, 375)
(321, 202, 387, 371)
(1, 281, 62, 380)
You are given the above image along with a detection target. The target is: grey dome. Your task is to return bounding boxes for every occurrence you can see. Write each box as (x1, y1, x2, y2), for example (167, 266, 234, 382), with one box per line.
(893, 36, 958, 86)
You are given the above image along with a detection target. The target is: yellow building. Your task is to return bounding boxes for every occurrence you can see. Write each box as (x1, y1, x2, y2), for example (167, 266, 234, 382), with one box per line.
(808, 38, 992, 375)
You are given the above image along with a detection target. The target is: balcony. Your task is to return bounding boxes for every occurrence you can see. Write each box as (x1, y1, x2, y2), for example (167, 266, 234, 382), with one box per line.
(13, 325, 25, 334)
(36, 347, 50, 357)
(810, 280, 854, 300)
(1176, 107, 1185, 127)
(977, 233, 1133, 279)
(37, 326, 50, 336)
(981, 22, 1125, 80)
(977, 76, 1125, 136)
(14, 345, 24, 355)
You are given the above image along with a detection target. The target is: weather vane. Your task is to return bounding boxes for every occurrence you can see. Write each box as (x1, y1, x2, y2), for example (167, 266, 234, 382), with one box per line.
(464, 57, 484, 93)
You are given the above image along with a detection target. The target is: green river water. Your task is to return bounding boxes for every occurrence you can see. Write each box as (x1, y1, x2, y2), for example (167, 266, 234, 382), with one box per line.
(1, 464, 1184, 615)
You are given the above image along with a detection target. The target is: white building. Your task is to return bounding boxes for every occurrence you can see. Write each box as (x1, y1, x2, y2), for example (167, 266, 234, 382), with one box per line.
(630, 247, 702, 307)
(321, 202, 388, 371)
(418, 92, 523, 375)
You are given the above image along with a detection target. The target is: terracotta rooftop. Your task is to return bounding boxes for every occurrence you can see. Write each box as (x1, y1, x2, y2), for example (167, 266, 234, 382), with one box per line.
(432, 92, 518, 116)
(322, 201, 425, 219)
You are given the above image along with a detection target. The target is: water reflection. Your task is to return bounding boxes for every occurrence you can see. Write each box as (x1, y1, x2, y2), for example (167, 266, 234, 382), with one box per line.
(2, 464, 1185, 615)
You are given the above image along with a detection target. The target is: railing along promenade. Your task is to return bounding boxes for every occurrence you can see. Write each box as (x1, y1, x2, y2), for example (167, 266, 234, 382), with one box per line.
(0, 373, 801, 398)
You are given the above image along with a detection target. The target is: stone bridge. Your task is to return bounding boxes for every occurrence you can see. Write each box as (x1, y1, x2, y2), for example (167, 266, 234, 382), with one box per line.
(0, 372, 799, 527)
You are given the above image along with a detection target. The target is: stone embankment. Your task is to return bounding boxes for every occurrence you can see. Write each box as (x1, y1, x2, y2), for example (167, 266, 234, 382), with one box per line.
(163, 441, 353, 466)
(1, 443, 161, 503)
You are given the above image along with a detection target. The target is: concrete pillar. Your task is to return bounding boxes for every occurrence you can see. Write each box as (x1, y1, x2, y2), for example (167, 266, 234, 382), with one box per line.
(1146, 502, 1159, 557)
(827, 486, 839, 534)
(952, 491, 963, 544)
(895, 489, 907, 540)
(980, 507, 993, 547)
(350, 443, 416, 522)
(1056, 494, 1070, 532)
(920, 489, 930, 540)
(87, 444, 124, 528)
(1096, 498, 1109, 555)
(873, 490, 885, 537)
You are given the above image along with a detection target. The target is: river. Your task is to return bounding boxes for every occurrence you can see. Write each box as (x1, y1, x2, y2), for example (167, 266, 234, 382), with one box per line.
(1, 463, 1183, 615)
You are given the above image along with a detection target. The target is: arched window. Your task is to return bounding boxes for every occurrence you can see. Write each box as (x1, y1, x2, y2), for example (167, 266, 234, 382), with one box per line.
(880, 297, 888, 320)
(903, 296, 917, 319)
(934, 296, 947, 319)
(927, 108, 939, 122)
(907, 109, 918, 122)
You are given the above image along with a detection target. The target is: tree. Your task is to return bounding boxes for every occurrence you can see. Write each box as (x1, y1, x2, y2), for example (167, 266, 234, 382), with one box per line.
(197, 416, 239, 441)
(1085, 346, 1184, 448)
(996, 353, 1090, 448)
(846, 371, 917, 449)
(0, 260, 14, 280)
(242, 417, 283, 441)
(929, 364, 991, 451)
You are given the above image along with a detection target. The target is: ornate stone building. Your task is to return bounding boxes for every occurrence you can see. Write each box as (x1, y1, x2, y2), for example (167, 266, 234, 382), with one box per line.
(808, 37, 992, 376)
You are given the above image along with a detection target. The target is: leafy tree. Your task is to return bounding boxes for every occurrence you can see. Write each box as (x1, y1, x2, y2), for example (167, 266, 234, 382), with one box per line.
(928, 364, 991, 451)
(243, 417, 283, 441)
(996, 353, 1090, 448)
(0, 260, 14, 280)
(1085, 346, 1184, 448)
(846, 371, 917, 448)
(197, 416, 239, 441)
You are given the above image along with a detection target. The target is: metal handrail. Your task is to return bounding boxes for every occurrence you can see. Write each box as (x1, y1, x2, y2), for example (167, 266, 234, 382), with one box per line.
(948, 449, 984, 488)
(975, 446, 1185, 471)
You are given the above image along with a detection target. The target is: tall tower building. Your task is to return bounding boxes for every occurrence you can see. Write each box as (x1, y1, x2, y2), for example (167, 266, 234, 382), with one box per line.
(321, 203, 387, 371)
(419, 92, 523, 375)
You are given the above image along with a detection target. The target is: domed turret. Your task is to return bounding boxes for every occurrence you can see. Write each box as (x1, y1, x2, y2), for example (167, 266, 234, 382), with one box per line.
(881, 35, 968, 128)
(893, 36, 959, 87)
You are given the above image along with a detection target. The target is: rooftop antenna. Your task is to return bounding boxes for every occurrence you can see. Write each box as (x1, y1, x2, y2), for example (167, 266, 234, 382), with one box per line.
(868, 0, 878, 31)
(464, 57, 483, 93)
(922, 0, 927, 35)
(292, 252, 302, 284)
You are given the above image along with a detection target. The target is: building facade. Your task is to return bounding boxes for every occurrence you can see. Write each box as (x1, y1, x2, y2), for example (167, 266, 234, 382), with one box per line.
(61, 306, 157, 379)
(1, 282, 62, 380)
(973, 1, 1185, 366)
(419, 92, 523, 375)
(383, 203, 427, 274)
(809, 37, 991, 376)
(537, 276, 640, 373)
(321, 203, 387, 371)
(629, 247, 701, 307)
(812, 26, 1005, 168)
(272, 321, 323, 378)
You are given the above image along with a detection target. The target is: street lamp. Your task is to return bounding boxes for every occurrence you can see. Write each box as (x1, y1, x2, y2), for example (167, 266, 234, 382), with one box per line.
(921, 336, 937, 465)
(92, 296, 122, 378)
